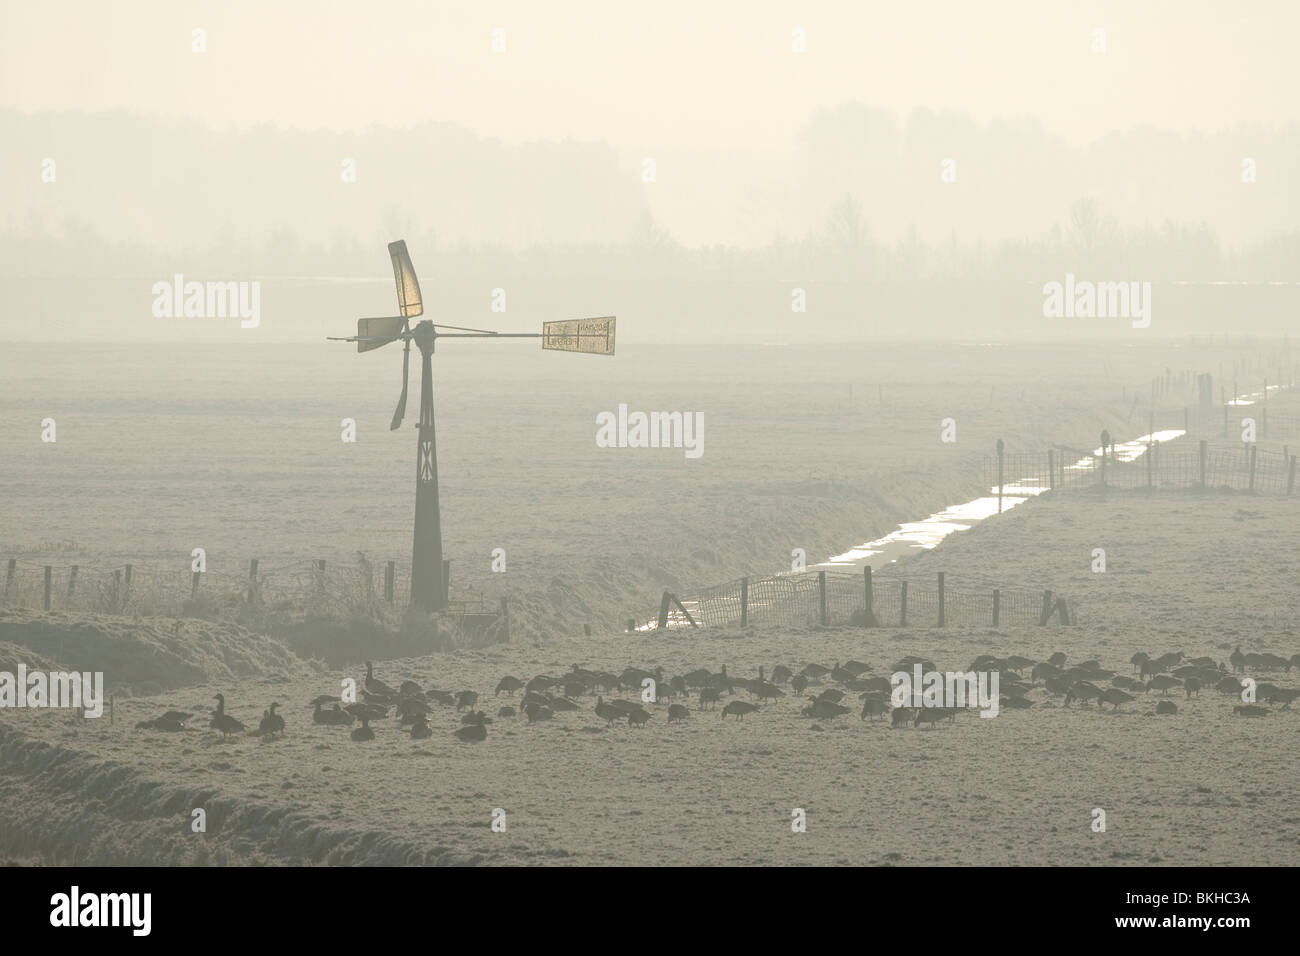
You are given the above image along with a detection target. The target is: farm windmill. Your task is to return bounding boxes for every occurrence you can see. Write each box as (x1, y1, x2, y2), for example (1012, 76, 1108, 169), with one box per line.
(330, 240, 615, 613)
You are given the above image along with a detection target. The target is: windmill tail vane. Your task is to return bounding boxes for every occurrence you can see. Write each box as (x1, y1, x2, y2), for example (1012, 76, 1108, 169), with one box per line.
(327, 238, 615, 613)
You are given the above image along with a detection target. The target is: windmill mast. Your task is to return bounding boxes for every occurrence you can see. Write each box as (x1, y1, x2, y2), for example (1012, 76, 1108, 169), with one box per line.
(330, 240, 615, 617)
(410, 320, 444, 611)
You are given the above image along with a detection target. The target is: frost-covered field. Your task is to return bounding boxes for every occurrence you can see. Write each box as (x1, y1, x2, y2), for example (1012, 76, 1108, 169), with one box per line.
(2, 484, 1296, 866)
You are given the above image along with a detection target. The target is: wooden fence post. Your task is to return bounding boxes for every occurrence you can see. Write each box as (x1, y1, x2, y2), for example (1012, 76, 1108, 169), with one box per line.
(1037, 589, 1055, 625)
(740, 575, 749, 627)
(937, 572, 945, 627)
(992, 588, 1000, 627)
(1248, 444, 1257, 492)
(248, 558, 259, 605)
(862, 566, 873, 627)
(124, 564, 133, 605)
(818, 570, 827, 626)
(43, 566, 52, 611)
(1288, 456, 1297, 496)
(112, 569, 122, 610)
(1048, 450, 1055, 491)
(4, 559, 14, 600)
(385, 561, 396, 603)
(500, 596, 510, 642)
(899, 580, 908, 626)
(191, 570, 201, 600)
(657, 591, 671, 630)
(67, 565, 78, 599)
(996, 439, 1005, 513)
(1199, 440, 1207, 486)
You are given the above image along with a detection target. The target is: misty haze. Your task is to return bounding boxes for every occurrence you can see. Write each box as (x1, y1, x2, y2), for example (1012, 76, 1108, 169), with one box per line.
(0, 0, 1296, 911)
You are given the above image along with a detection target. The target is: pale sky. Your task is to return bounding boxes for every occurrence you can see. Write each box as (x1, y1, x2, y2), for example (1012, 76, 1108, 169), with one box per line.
(3, 0, 1295, 151)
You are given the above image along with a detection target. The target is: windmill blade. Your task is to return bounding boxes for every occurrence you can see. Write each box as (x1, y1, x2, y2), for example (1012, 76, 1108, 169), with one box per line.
(390, 339, 411, 431)
(354, 316, 409, 353)
(388, 240, 423, 318)
(432, 323, 499, 334)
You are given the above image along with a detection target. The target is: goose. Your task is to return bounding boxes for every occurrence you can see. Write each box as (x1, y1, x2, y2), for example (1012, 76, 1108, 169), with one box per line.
(455, 691, 479, 712)
(1031, 662, 1060, 683)
(1229, 647, 1245, 673)
(594, 696, 623, 725)
(1155, 700, 1177, 715)
(814, 688, 846, 705)
(913, 707, 956, 728)
(667, 703, 689, 723)
(1290, 654, 1300, 673)
(801, 699, 850, 720)
(1047, 652, 1067, 667)
(770, 665, 793, 684)
(547, 696, 580, 712)
(350, 717, 375, 741)
(521, 691, 552, 709)
(344, 701, 388, 721)
(309, 694, 340, 708)
(425, 689, 456, 706)
(454, 722, 488, 742)
(1130, 652, 1150, 674)
(721, 700, 758, 720)
(525, 675, 559, 695)
(136, 712, 189, 732)
(1064, 682, 1102, 707)
(410, 717, 432, 739)
(1232, 705, 1269, 717)
(1146, 675, 1182, 696)
(364, 661, 398, 698)
(460, 710, 491, 726)
(830, 662, 855, 684)
(890, 708, 913, 728)
(626, 707, 652, 727)
(1111, 675, 1143, 692)
(397, 697, 431, 723)
(256, 702, 286, 737)
(619, 667, 655, 691)
(790, 675, 809, 697)
(697, 687, 721, 709)
(842, 660, 872, 677)
(399, 679, 424, 698)
(755, 682, 785, 702)
(525, 702, 553, 723)
(800, 663, 831, 681)
(209, 694, 245, 738)
(1183, 677, 1201, 698)
(495, 676, 525, 696)
(1045, 676, 1073, 697)
(1216, 676, 1243, 695)
(563, 678, 588, 699)
(314, 702, 354, 726)
(1001, 695, 1033, 709)
(682, 668, 714, 688)
(860, 697, 886, 720)
(497, 706, 516, 718)
(1006, 656, 1035, 675)
(1098, 689, 1135, 711)
(1268, 687, 1300, 709)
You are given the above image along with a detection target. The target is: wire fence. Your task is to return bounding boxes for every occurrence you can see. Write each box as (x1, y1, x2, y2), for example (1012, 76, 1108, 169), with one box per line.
(975, 440, 1298, 495)
(0, 555, 498, 622)
(640, 569, 1069, 631)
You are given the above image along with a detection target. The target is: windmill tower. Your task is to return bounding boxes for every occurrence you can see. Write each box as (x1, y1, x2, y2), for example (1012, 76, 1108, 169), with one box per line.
(331, 240, 615, 613)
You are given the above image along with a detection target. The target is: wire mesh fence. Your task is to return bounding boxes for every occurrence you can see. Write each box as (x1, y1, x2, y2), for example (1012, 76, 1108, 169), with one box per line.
(640, 569, 1067, 631)
(974, 441, 1298, 495)
(0, 556, 497, 621)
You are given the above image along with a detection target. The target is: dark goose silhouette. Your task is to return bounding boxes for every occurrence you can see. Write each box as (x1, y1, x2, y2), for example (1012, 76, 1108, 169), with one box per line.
(209, 694, 245, 738)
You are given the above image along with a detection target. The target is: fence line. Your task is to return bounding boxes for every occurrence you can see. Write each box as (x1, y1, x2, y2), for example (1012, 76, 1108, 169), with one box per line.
(0, 555, 501, 624)
(639, 568, 1071, 632)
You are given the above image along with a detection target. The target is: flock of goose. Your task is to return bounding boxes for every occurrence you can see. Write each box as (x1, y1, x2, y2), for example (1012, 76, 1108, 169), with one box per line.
(135, 646, 1299, 742)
